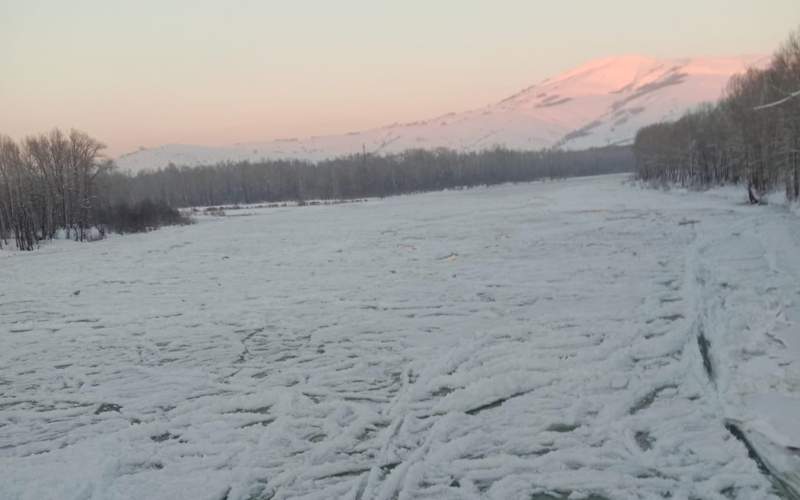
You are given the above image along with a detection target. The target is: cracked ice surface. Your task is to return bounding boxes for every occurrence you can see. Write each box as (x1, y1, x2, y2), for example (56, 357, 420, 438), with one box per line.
(0, 174, 791, 499)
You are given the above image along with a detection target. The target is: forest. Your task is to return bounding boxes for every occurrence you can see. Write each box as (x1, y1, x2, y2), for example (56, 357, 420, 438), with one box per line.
(0, 134, 632, 251)
(634, 28, 800, 200)
(102, 146, 633, 208)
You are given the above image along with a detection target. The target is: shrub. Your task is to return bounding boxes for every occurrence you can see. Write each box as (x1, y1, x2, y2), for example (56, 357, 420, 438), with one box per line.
(95, 199, 192, 234)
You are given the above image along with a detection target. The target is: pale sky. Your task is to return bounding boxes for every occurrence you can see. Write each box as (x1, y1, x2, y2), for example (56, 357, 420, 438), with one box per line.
(1, 1, 798, 156)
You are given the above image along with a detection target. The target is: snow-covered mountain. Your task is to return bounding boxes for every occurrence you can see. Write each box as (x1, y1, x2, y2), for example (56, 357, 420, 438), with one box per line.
(117, 54, 764, 171)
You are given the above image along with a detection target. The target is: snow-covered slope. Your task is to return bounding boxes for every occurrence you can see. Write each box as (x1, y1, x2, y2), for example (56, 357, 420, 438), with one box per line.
(117, 55, 764, 171)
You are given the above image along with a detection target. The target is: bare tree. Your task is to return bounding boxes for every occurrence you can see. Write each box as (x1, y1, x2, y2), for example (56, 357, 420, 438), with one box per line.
(635, 27, 800, 201)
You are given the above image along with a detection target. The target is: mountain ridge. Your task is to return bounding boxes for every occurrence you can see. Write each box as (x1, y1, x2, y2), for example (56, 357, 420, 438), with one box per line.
(117, 54, 766, 171)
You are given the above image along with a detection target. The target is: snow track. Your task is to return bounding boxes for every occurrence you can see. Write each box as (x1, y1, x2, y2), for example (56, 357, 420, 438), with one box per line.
(1, 175, 796, 499)
(688, 209, 800, 498)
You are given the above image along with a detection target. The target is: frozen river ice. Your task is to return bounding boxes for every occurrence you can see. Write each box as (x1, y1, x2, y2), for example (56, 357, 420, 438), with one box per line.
(2, 174, 798, 499)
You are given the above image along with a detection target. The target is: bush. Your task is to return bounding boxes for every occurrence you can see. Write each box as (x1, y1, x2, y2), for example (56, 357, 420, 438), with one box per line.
(95, 199, 192, 234)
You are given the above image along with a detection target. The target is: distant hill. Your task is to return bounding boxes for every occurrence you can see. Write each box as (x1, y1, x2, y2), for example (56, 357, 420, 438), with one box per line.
(117, 54, 765, 171)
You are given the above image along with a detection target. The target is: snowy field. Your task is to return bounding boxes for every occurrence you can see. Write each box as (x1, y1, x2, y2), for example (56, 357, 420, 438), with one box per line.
(1, 174, 798, 500)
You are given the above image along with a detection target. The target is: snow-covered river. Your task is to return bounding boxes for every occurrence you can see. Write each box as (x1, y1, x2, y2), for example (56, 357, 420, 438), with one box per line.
(2, 174, 798, 499)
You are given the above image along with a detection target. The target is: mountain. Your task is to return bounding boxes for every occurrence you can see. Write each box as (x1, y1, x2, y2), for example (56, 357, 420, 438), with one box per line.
(116, 54, 764, 171)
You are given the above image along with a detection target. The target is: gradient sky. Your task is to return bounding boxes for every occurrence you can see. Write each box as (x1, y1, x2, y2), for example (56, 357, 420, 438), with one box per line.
(1, 1, 798, 157)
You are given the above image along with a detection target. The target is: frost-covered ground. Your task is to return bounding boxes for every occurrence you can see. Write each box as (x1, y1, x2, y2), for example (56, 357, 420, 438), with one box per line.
(1, 174, 798, 500)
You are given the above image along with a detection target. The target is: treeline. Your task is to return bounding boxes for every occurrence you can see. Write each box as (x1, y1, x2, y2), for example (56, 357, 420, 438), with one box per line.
(105, 146, 633, 208)
(634, 28, 800, 200)
(0, 130, 188, 251)
(2, 131, 632, 251)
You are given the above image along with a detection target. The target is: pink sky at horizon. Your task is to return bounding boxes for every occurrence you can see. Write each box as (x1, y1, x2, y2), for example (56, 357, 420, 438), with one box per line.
(1, 1, 798, 157)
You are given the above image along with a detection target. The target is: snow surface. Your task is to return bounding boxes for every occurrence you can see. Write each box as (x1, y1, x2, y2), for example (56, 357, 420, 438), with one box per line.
(116, 55, 765, 172)
(1, 175, 798, 499)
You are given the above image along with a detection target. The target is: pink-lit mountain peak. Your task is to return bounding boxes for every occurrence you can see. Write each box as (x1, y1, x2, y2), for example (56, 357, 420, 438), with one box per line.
(546, 54, 663, 91)
(117, 54, 765, 171)
(497, 54, 761, 109)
